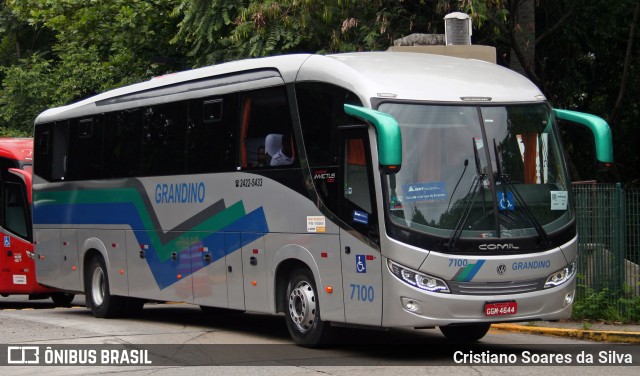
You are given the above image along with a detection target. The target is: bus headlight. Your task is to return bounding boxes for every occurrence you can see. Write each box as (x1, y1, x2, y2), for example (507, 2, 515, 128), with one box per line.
(544, 260, 577, 288)
(388, 260, 450, 293)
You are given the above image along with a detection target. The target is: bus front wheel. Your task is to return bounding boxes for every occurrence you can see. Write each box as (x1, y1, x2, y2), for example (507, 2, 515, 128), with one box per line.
(284, 267, 333, 347)
(440, 323, 491, 342)
(85, 255, 124, 318)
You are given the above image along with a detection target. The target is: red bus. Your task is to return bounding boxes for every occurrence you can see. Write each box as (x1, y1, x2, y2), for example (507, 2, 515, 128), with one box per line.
(0, 138, 74, 305)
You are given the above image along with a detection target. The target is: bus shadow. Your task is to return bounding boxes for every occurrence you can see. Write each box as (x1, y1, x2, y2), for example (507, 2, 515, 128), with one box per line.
(0, 300, 56, 310)
(63, 301, 454, 345)
(44, 302, 532, 364)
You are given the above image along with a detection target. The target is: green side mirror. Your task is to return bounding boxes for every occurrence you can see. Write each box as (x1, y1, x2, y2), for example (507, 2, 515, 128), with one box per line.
(344, 104, 402, 173)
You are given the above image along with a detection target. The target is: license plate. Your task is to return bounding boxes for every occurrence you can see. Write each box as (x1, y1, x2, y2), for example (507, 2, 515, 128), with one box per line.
(484, 301, 517, 316)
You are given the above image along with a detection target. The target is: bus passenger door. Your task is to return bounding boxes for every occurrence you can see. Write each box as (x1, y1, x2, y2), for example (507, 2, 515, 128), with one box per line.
(338, 127, 383, 326)
(1, 173, 34, 293)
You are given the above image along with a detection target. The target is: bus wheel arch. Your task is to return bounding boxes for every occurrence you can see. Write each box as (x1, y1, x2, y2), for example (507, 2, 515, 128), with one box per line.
(280, 263, 334, 346)
(275, 259, 307, 313)
(84, 250, 124, 318)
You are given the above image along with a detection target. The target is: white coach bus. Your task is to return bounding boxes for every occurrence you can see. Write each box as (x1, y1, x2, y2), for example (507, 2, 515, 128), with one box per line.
(33, 52, 606, 345)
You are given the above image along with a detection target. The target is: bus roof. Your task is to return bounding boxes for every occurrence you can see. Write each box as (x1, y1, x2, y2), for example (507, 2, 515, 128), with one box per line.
(0, 138, 33, 162)
(304, 52, 544, 104)
(36, 52, 545, 123)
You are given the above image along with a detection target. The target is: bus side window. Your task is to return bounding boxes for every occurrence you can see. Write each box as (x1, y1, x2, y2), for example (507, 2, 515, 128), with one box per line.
(344, 139, 371, 213)
(187, 94, 237, 174)
(296, 82, 363, 215)
(240, 86, 296, 169)
(103, 111, 143, 178)
(68, 118, 103, 180)
(339, 129, 377, 239)
(141, 101, 188, 176)
(4, 181, 29, 240)
(34, 121, 68, 182)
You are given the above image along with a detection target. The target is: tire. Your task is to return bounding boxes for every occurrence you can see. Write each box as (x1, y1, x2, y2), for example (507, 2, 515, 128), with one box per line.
(440, 323, 491, 342)
(85, 255, 124, 318)
(284, 267, 333, 347)
(50, 292, 75, 307)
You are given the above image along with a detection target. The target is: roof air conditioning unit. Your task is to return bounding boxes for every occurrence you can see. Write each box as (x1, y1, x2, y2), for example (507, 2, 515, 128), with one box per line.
(444, 12, 472, 45)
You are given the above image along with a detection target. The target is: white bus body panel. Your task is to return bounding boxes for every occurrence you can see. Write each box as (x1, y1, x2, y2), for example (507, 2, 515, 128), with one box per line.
(339, 228, 382, 326)
(34, 229, 62, 288)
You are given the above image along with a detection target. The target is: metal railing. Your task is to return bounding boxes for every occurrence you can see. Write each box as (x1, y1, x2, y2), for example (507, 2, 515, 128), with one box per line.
(573, 183, 640, 321)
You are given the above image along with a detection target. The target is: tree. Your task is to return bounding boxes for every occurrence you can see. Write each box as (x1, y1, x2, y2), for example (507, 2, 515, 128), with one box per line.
(536, 0, 640, 183)
(0, 0, 186, 133)
(172, 0, 460, 66)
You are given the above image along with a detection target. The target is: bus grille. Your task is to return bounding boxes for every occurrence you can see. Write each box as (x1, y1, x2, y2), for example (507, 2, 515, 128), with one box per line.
(448, 278, 546, 295)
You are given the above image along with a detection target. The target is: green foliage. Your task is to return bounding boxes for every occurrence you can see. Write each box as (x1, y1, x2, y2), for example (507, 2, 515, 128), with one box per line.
(572, 276, 640, 323)
(0, 55, 57, 132)
(172, 0, 461, 65)
(0, 0, 185, 132)
(572, 286, 624, 322)
(535, 0, 640, 183)
(0, 0, 638, 184)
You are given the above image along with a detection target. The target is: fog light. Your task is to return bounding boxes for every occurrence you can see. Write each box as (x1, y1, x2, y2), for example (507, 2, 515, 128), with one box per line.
(564, 291, 575, 307)
(401, 297, 423, 314)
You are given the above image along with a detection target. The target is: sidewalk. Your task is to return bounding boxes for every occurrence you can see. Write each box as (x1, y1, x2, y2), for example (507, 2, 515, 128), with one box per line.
(493, 321, 640, 343)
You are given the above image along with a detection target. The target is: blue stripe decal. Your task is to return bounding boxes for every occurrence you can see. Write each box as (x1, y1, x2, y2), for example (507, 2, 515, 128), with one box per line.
(462, 259, 485, 282)
(35, 203, 268, 289)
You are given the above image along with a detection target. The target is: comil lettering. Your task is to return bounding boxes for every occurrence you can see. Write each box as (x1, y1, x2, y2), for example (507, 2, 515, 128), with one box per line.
(155, 182, 205, 204)
(478, 243, 519, 251)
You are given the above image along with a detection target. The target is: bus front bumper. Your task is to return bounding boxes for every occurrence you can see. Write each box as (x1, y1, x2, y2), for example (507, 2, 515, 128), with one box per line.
(381, 262, 576, 328)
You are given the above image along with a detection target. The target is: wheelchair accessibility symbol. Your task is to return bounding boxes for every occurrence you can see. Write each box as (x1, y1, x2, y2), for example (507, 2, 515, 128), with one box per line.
(356, 254, 367, 273)
(498, 191, 515, 211)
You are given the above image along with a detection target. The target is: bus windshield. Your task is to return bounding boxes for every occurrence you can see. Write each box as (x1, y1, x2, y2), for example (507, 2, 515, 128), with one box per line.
(379, 102, 572, 244)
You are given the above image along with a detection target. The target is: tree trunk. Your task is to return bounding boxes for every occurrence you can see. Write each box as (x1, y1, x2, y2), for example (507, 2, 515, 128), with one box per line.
(510, 0, 536, 78)
(610, 1, 640, 126)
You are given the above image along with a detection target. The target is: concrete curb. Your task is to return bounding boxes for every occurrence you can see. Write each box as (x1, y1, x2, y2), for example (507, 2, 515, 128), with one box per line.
(492, 323, 640, 344)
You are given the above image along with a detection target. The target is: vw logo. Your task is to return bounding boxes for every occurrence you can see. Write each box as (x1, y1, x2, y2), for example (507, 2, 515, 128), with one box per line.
(497, 264, 507, 275)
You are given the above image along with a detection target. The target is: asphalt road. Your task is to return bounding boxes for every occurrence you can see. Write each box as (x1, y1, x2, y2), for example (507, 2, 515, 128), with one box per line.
(0, 295, 638, 375)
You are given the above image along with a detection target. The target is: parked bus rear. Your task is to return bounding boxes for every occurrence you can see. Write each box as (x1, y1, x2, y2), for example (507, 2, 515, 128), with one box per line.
(0, 138, 74, 305)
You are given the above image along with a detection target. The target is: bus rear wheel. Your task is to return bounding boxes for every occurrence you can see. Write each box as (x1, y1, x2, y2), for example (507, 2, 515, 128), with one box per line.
(440, 323, 491, 342)
(85, 255, 124, 318)
(284, 267, 333, 347)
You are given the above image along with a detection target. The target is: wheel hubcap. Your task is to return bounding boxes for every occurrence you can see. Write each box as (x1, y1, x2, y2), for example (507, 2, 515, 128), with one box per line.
(288, 280, 316, 332)
(91, 266, 105, 306)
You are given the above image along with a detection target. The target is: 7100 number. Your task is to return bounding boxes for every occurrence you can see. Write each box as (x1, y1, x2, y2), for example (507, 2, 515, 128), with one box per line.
(350, 283, 374, 302)
(448, 258, 468, 267)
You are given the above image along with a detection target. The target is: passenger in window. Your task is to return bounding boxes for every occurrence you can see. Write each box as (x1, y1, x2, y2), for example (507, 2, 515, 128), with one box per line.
(270, 133, 294, 166)
(251, 146, 267, 167)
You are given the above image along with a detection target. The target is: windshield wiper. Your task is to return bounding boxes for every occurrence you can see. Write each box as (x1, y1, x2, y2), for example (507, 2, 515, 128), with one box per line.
(492, 139, 549, 246)
(446, 138, 485, 250)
